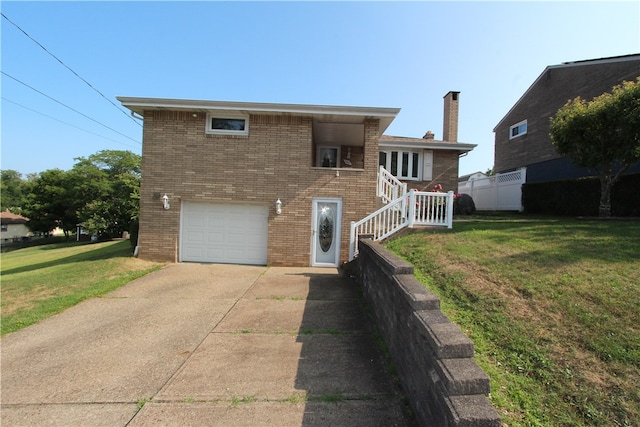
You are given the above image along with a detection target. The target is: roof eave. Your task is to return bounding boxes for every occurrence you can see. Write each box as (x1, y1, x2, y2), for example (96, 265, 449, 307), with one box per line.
(493, 53, 640, 131)
(379, 138, 476, 152)
(116, 96, 400, 133)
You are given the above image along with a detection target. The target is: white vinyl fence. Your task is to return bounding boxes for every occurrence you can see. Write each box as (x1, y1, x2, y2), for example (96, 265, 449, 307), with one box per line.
(459, 168, 526, 211)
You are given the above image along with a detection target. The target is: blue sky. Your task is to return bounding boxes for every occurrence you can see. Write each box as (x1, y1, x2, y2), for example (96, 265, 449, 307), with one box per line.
(2, 1, 639, 176)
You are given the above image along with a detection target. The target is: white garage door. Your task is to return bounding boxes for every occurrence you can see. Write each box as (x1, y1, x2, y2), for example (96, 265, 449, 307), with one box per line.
(181, 202, 268, 265)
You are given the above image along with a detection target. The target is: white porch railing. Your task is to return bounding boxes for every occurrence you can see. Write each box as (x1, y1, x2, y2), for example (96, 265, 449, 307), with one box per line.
(349, 189, 454, 260)
(378, 165, 408, 204)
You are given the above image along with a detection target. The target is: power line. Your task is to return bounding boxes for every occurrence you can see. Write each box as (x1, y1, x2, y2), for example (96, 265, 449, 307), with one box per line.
(2, 71, 141, 145)
(1, 12, 141, 128)
(3, 97, 140, 150)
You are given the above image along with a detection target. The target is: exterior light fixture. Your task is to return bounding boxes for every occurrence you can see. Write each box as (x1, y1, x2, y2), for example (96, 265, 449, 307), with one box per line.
(275, 199, 282, 215)
(162, 194, 170, 210)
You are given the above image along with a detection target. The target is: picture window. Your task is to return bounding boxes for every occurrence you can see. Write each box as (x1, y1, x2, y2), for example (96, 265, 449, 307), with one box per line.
(379, 149, 422, 181)
(205, 113, 249, 136)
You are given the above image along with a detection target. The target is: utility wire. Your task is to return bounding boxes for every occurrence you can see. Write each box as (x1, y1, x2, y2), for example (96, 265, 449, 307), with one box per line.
(2, 71, 140, 145)
(3, 97, 140, 150)
(1, 12, 141, 127)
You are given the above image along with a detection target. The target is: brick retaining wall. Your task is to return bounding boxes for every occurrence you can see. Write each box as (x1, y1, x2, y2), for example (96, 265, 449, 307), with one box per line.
(352, 238, 500, 427)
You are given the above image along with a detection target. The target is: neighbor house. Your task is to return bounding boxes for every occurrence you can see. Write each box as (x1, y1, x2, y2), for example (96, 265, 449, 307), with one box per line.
(493, 54, 640, 182)
(118, 92, 475, 267)
(0, 210, 31, 243)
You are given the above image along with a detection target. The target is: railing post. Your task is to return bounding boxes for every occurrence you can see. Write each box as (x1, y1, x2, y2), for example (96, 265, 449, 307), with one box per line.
(446, 191, 454, 229)
(349, 221, 357, 261)
(408, 189, 416, 228)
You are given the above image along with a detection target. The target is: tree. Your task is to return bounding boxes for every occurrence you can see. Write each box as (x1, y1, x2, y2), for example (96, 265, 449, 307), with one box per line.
(1, 169, 28, 213)
(23, 169, 79, 237)
(71, 150, 141, 237)
(549, 77, 640, 217)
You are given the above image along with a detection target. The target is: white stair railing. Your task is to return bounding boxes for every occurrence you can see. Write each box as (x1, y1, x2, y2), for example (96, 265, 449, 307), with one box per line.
(350, 189, 454, 260)
(378, 165, 407, 204)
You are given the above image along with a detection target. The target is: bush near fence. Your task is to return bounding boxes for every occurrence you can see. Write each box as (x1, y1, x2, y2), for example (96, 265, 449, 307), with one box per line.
(522, 173, 640, 216)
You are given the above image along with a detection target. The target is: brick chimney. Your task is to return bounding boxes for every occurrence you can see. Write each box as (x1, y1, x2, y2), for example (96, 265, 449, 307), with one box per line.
(443, 91, 460, 142)
(423, 130, 435, 140)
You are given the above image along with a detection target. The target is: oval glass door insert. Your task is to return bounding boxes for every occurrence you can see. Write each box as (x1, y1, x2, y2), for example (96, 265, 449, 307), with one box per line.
(318, 206, 334, 253)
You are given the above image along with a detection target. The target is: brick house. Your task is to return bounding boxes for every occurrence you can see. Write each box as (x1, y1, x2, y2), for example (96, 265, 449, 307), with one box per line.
(493, 54, 640, 182)
(118, 92, 474, 267)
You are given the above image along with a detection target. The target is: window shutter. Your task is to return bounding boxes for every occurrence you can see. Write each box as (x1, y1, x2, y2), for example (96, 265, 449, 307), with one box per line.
(422, 150, 433, 181)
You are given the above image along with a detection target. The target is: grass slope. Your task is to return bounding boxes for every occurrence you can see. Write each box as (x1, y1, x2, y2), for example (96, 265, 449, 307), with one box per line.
(1, 240, 162, 335)
(386, 217, 639, 427)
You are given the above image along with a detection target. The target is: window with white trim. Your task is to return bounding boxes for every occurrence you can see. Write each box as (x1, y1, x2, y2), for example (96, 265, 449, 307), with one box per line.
(205, 113, 249, 136)
(379, 149, 422, 180)
(509, 120, 527, 139)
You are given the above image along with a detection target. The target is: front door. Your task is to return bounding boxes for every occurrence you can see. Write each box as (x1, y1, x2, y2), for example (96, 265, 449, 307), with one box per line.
(311, 198, 342, 267)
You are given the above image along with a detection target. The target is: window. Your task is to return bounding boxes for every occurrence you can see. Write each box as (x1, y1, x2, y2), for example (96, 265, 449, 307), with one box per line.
(509, 120, 527, 139)
(379, 149, 422, 180)
(205, 113, 249, 136)
(1, 224, 7, 232)
(317, 146, 340, 168)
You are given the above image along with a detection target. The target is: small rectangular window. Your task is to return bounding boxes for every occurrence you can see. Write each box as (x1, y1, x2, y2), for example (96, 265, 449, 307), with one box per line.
(206, 113, 249, 136)
(1, 224, 7, 232)
(509, 120, 527, 139)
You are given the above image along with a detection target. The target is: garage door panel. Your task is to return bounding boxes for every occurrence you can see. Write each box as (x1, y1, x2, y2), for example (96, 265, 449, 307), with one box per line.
(181, 202, 268, 265)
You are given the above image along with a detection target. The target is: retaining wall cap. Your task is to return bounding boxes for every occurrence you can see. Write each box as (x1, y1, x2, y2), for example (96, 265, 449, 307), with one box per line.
(435, 358, 491, 396)
(414, 313, 475, 359)
(416, 309, 451, 325)
(445, 394, 502, 427)
(394, 275, 441, 310)
(359, 239, 414, 275)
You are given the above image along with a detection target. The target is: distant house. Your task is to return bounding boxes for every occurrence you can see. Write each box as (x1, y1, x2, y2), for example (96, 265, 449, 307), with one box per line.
(0, 210, 32, 243)
(458, 171, 490, 186)
(493, 54, 640, 183)
(118, 92, 475, 267)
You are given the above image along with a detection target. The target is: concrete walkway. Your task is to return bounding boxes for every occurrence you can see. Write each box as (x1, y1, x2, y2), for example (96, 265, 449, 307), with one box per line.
(1, 264, 413, 426)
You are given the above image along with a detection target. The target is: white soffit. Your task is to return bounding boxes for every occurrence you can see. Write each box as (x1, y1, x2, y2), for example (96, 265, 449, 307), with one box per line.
(313, 122, 365, 146)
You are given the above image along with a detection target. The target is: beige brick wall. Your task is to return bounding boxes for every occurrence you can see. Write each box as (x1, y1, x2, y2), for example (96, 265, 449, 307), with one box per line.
(137, 111, 380, 266)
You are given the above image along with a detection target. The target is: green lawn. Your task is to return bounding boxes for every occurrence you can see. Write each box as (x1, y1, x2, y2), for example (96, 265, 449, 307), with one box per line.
(386, 216, 640, 427)
(1, 240, 163, 335)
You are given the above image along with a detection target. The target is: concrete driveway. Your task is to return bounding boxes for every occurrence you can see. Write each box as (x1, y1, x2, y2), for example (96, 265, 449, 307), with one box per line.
(1, 264, 412, 426)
